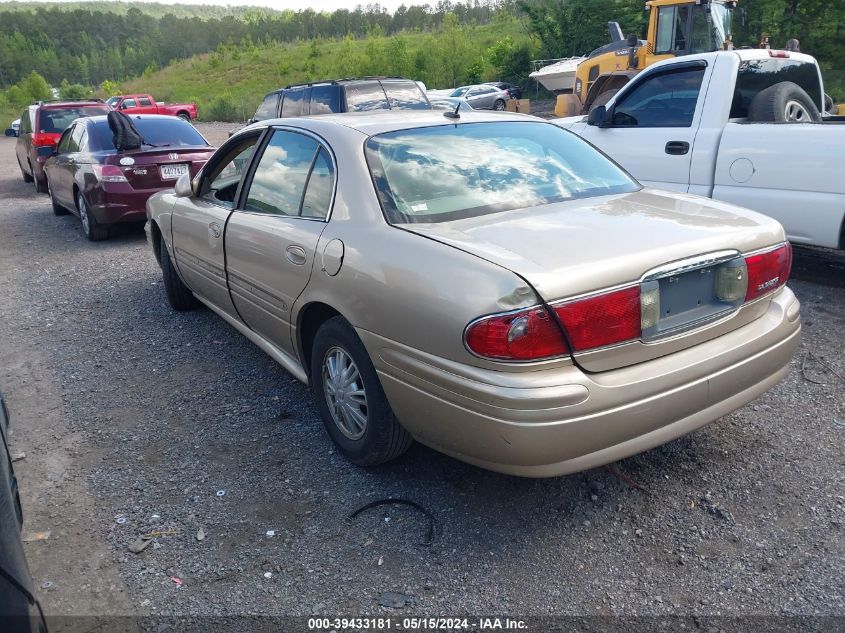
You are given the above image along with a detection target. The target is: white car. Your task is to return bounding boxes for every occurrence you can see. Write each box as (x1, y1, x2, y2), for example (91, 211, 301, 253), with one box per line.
(10, 119, 20, 136)
(556, 49, 845, 250)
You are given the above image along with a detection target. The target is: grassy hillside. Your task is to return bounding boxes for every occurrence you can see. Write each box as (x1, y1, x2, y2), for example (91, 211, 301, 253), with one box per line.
(0, 1, 281, 19)
(121, 18, 533, 121)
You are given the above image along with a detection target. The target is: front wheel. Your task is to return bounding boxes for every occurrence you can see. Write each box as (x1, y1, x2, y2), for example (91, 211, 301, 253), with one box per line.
(311, 316, 412, 466)
(493, 99, 506, 111)
(159, 233, 200, 311)
(48, 178, 68, 216)
(77, 191, 109, 241)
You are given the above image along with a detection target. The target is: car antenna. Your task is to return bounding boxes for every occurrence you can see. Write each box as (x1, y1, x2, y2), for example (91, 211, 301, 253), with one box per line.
(443, 102, 460, 120)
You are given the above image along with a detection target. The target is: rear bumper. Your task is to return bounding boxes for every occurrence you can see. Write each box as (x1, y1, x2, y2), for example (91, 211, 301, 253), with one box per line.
(363, 287, 801, 477)
(89, 189, 157, 224)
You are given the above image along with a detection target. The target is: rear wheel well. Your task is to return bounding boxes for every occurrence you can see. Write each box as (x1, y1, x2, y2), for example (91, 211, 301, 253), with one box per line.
(177, 110, 190, 119)
(298, 302, 342, 378)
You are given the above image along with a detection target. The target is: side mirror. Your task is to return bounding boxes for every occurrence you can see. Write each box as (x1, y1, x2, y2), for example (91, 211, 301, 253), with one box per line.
(174, 174, 193, 198)
(4, 128, 17, 137)
(587, 105, 610, 127)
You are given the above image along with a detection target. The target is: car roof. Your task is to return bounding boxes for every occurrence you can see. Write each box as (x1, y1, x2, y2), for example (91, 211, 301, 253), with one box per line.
(251, 110, 536, 138)
(38, 100, 108, 109)
(83, 114, 188, 124)
(284, 76, 415, 89)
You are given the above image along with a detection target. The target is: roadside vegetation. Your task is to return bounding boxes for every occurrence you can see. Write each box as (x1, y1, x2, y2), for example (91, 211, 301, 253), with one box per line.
(1, 0, 843, 125)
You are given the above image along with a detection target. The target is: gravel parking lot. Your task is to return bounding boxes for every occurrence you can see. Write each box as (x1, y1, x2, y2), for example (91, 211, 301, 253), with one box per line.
(0, 123, 843, 624)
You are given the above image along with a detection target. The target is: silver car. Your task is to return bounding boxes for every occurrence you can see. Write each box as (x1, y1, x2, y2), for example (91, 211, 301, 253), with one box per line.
(448, 84, 509, 110)
(146, 111, 799, 477)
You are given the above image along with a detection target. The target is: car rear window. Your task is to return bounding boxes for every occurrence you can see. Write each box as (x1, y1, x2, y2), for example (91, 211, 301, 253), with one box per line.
(366, 121, 639, 224)
(730, 58, 823, 118)
(38, 106, 110, 133)
(381, 81, 430, 110)
(90, 117, 207, 151)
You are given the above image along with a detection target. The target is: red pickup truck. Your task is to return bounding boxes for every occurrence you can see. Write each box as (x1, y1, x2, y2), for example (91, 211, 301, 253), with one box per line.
(106, 94, 198, 120)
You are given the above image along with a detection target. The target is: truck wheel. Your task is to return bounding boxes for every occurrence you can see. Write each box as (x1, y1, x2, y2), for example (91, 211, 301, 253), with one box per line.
(748, 81, 821, 123)
(177, 112, 190, 121)
(311, 316, 412, 467)
(589, 89, 620, 112)
(159, 234, 200, 311)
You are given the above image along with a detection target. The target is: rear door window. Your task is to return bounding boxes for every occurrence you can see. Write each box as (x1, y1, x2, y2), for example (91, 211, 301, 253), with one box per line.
(611, 66, 705, 127)
(253, 93, 279, 121)
(730, 59, 823, 118)
(281, 88, 309, 117)
(381, 80, 430, 110)
(309, 85, 342, 115)
(345, 81, 389, 112)
(38, 106, 109, 133)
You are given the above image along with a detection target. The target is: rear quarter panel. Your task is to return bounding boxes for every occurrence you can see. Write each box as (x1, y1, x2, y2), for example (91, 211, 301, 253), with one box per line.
(714, 122, 845, 248)
(289, 122, 546, 371)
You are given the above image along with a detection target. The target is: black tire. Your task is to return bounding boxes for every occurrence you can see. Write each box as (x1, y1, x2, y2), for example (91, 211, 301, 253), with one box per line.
(493, 99, 506, 111)
(30, 162, 47, 193)
(18, 157, 33, 183)
(47, 178, 68, 216)
(76, 190, 109, 241)
(177, 112, 190, 122)
(589, 88, 620, 112)
(748, 81, 821, 123)
(159, 233, 200, 311)
(311, 316, 412, 466)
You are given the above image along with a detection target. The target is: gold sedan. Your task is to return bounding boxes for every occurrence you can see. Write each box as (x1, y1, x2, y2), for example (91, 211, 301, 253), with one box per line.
(145, 111, 800, 477)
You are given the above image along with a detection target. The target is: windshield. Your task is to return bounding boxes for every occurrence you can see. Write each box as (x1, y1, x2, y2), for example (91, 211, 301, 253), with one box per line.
(449, 87, 470, 97)
(690, 3, 732, 53)
(90, 117, 207, 151)
(366, 121, 639, 224)
(106, 97, 120, 107)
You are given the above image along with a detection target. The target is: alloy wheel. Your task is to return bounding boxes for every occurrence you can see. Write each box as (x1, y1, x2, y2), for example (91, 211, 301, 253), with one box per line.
(784, 100, 811, 122)
(322, 346, 368, 440)
(78, 194, 90, 235)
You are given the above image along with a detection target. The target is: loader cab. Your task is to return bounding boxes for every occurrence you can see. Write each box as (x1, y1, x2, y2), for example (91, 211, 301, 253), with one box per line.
(575, 0, 735, 111)
(647, 0, 735, 63)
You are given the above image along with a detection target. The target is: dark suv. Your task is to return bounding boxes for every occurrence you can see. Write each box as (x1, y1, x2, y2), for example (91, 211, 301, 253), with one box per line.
(14, 99, 111, 193)
(249, 77, 430, 124)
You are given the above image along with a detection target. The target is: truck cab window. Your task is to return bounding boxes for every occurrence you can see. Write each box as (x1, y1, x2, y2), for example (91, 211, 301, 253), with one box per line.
(612, 67, 704, 128)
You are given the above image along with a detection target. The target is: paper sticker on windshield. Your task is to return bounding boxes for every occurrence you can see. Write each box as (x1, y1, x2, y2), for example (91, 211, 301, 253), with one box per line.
(411, 202, 428, 212)
(119, 157, 135, 166)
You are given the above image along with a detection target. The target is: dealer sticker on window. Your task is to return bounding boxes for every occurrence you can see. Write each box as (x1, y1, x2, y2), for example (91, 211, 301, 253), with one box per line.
(160, 163, 189, 180)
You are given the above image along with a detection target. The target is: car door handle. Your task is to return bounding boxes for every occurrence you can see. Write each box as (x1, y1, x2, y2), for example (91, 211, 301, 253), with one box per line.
(285, 245, 307, 265)
(665, 141, 690, 155)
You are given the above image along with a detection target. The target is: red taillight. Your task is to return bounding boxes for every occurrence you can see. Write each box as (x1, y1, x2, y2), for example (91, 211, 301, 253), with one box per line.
(93, 164, 128, 183)
(465, 306, 568, 361)
(744, 243, 792, 302)
(553, 285, 641, 352)
(32, 134, 56, 147)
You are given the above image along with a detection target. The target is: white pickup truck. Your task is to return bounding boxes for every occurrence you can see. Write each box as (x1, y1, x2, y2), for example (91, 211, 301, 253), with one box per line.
(555, 49, 845, 250)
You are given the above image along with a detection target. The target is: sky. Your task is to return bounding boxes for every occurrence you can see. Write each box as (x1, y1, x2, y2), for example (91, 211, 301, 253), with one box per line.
(8, 0, 438, 13)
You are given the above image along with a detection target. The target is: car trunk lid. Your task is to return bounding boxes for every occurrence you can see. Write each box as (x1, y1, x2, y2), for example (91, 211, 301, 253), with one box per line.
(400, 188, 788, 371)
(105, 147, 213, 190)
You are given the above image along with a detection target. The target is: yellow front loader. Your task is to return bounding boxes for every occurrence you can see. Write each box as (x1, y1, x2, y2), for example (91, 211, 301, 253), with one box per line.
(573, 0, 737, 113)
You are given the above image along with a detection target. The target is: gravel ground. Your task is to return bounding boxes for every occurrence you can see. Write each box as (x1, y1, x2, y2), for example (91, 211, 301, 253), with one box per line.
(0, 123, 843, 624)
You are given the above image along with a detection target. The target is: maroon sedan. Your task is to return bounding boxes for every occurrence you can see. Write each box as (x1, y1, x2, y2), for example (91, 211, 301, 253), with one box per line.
(44, 114, 215, 240)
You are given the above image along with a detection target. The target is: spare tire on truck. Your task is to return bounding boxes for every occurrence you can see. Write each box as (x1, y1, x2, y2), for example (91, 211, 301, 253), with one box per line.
(748, 81, 821, 123)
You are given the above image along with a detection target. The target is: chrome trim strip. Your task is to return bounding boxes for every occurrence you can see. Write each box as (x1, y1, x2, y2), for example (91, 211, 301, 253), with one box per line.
(640, 249, 741, 282)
